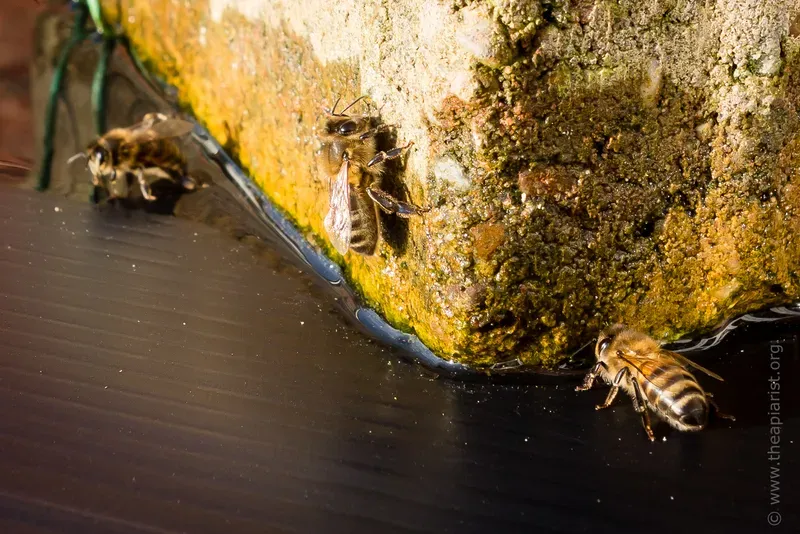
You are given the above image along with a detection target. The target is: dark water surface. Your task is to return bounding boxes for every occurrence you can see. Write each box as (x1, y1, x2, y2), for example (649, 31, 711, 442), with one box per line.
(1, 183, 798, 534)
(0, 5, 798, 534)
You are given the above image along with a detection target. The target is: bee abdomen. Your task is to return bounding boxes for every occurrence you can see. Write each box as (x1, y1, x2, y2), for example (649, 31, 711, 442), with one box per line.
(136, 140, 187, 176)
(643, 365, 708, 429)
(350, 235, 377, 255)
(348, 189, 378, 255)
(677, 396, 708, 429)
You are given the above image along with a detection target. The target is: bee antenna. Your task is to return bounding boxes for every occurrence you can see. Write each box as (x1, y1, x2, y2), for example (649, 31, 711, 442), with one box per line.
(339, 95, 367, 116)
(67, 152, 87, 165)
(328, 96, 342, 116)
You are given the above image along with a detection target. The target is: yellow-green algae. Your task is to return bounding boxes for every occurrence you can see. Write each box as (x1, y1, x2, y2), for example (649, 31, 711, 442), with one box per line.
(100, 0, 463, 359)
(100, 0, 800, 369)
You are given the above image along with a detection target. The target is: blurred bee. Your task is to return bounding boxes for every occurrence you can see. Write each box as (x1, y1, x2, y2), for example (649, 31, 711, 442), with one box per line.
(319, 96, 428, 256)
(575, 324, 735, 441)
(68, 112, 199, 202)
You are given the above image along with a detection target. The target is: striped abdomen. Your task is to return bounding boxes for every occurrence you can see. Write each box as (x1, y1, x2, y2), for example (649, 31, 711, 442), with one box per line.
(348, 187, 379, 255)
(117, 137, 187, 178)
(638, 360, 709, 431)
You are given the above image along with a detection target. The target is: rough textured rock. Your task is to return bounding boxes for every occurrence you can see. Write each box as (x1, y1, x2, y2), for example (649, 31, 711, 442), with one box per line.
(99, 0, 800, 368)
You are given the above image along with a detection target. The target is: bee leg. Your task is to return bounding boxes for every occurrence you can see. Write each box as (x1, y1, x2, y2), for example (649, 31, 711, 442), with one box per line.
(367, 142, 414, 167)
(595, 367, 629, 409)
(575, 361, 608, 392)
(180, 175, 197, 191)
(136, 169, 157, 201)
(595, 386, 620, 410)
(630, 379, 656, 442)
(706, 395, 736, 422)
(358, 123, 391, 140)
(366, 186, 430, 217)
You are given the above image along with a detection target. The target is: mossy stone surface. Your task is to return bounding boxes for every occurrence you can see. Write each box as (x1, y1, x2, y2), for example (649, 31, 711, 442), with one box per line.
(101, 0, 800, 368)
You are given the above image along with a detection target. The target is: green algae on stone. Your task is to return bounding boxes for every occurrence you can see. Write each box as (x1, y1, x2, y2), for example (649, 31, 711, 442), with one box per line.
(101, 0, 800, 370)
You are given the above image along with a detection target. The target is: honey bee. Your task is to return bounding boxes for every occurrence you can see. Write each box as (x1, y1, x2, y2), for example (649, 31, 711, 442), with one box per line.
(68, 112, 198, 202)
(319, 96, 428, 256)
(575, 324, 735, 441)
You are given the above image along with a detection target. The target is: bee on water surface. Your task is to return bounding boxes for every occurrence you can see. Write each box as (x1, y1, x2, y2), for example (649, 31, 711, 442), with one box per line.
(319, 96, 429, 256)
(576, 324, 735, 441)
(68, 112, 199, 203)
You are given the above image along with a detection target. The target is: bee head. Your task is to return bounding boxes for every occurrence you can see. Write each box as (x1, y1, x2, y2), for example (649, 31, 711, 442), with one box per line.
(596, 336, 612, 356)
(104, 169, 130, 199)
(595, 323, 627, 360)
(325, 116, 369, 137)
(86, 143, 129, 199)
(319, 113, 383, 175)
(319, 136, 348, 177)
(87, 144, 113, 177)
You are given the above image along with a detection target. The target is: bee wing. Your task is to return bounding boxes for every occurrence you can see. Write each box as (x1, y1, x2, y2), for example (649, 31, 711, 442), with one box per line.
(614, 348, 660, 382)
(616, 347, 725, 385)
(323, 159, 352, 256)
(147, 118, 196, 138)
(662, 350, 725, 382)
(128, 117, 195, 143)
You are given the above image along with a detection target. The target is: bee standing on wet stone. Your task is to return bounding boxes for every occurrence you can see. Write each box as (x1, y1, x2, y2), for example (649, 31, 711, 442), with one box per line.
(318, 96, 429, 256)
(575, 324, 735, 442)
(68, 112, 200, 204)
